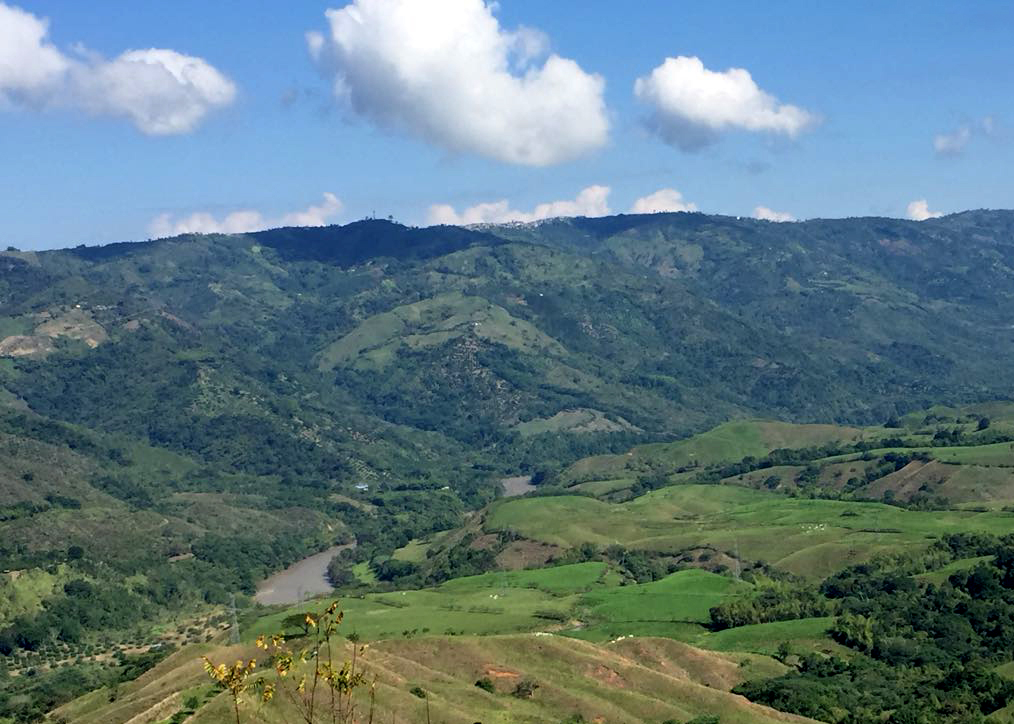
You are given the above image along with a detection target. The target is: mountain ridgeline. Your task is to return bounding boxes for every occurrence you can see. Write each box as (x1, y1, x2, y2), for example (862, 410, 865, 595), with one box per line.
(4, 210, 1014, 487)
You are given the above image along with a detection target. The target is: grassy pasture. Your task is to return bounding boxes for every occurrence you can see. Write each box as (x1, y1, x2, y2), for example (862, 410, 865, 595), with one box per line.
(915, 555, 995, 585)
(439, 561, 608, 594)
(569, 477, 636, 496)
(561, 419, 882, 483)
(0, 566, 69, 623)
(487, 485, 1014, 578)
(699, 617, 843, 657)
(56, 633, 816, 724)
(390, 538, 432, 563)
(317, 291, 564, 371)
(250, 563, 616, 643)
(578, 569, 746, 626)
(933, 442, 1014, 466)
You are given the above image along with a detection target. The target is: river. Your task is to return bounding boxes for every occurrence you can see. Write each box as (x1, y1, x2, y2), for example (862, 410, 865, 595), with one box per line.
(254, 543, 354, 606)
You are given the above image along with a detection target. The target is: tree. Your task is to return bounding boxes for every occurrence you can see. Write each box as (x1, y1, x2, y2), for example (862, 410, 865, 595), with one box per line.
(202, 656, 258, 724)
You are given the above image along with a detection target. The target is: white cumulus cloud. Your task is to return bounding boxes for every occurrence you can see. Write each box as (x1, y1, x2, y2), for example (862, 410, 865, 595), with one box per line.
(630, 188, 697, 214)
(634, 55, 817, 151)
(753, 205, 796, 222)
(428, 186, 611, 225)
(308, 0, 609, 166)
(906, 199, 943, 221)
(150, 193, 343, 237)
(0, 2, 68, 105)
(0, 2, 235, 134)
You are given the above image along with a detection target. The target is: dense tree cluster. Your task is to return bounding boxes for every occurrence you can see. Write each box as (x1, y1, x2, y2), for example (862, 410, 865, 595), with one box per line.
(732, 534, 1014, 722)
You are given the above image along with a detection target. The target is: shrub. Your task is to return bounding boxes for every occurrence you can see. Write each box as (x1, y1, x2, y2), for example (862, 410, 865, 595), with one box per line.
(512, 679, 539, 699)
(474, 677, 495, 693)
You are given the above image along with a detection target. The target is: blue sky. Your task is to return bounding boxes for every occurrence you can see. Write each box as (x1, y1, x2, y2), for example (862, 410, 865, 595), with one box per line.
(1, 0, 1011, 250)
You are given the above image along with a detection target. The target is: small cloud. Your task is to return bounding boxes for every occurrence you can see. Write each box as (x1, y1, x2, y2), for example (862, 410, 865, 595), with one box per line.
(150, 193, 343, 237)
(630, 188, 697, 214)
(753, 205, 796, 222)
(906, 199, 943, 221)
(308, 0, 608, 166)
(934, 115, 1002, 157)
(634, 55, 817, 151)
(0, 2, 235, 134)
(933, 125, 972, 156)
(427, 186, 610, 225)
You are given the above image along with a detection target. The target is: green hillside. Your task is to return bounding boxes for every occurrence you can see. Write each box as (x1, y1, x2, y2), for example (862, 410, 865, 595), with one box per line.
(7, 211, 1014, 721)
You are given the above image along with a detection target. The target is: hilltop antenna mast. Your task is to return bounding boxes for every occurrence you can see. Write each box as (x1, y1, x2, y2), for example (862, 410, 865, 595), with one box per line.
(229, 593, 240, 645)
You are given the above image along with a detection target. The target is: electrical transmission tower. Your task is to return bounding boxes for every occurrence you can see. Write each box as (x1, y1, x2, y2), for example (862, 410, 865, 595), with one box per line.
(229, 593, 240, 645)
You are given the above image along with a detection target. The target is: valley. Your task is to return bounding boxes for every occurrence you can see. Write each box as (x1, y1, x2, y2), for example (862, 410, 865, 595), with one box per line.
(5, 212, 1014, 722)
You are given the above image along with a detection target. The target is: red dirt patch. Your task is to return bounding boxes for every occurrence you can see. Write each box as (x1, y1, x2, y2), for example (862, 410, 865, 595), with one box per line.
(495, 539, 562, 569)
(484, 668, 520, 679)
(588, 664, 627, 689)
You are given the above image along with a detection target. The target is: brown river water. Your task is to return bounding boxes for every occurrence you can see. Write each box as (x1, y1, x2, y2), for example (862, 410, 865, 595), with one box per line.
(254, 543, 354, 605)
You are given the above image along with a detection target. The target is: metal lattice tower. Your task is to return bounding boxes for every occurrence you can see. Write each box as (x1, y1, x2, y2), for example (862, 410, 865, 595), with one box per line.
(229, 593, 240, 645)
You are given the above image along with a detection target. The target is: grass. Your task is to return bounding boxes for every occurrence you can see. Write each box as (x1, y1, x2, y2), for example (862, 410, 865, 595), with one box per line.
(0, 565, 68, 624)
(249, 586, 576, 642)
(569, 478, 635, 496)
(351, 561, 377, 585)
(579, 569, 746, 626)
(487, 484, 1014, 578)
(250, 564, 756, 653)
(318, 291, 564, 371)
(915, 555, 995, 585)
(57, 633, 815, 724)
(700, 617, 842, 657)
(562, 419, 879, 483)
(250, 563, 610, 643)
(516, 408, 634, 436)
(564, 621, 709, 643)
(933, 442, 1014, 466)
(391, 539, 432, 563)
(439, 561, 608, 594)
(0, 316, 33, 339)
